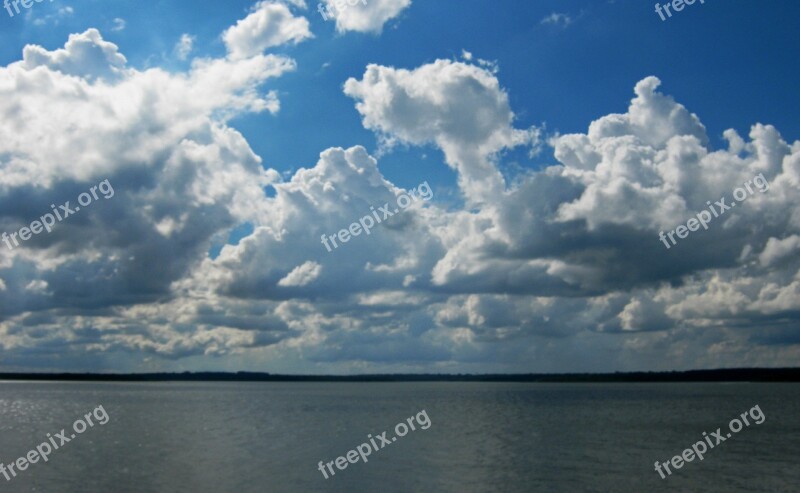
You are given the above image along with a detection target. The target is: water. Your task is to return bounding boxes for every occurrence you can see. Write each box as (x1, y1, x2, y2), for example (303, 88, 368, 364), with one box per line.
(0, 381, 798, 492)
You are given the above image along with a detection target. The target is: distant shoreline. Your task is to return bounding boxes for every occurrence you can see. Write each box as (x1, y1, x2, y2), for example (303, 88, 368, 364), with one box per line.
(1, 368, 799, 382)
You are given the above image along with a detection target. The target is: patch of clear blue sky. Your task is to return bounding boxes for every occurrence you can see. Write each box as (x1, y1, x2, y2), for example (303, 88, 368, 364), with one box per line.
(2, 0, 798, 210)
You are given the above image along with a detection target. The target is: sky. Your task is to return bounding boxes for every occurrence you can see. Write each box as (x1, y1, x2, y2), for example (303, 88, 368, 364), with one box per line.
(0, 0, 799, 374)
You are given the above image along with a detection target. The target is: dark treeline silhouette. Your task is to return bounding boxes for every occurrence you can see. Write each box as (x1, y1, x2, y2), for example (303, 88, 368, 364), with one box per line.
(1, 368, 799, 382)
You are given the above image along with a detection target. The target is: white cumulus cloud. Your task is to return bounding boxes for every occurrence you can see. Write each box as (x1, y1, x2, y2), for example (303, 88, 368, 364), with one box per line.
(223, 1, 313, 60)
(278, 261, 322, 286)
(324, 0, 410, 34)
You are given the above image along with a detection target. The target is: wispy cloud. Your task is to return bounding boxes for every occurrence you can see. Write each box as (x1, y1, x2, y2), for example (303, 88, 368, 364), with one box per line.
(540, 12, 573, 28)
(31, 5, 74, 26)
(174, 33, 195, 60)
(111, 17, 126, 32)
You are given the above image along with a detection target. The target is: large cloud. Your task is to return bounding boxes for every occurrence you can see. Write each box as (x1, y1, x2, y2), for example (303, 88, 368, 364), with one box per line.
(344, 60, 538, 204)
(0, 16, 297, 366)
(175, 64, 798, 372)
(1, 32, 798, 373)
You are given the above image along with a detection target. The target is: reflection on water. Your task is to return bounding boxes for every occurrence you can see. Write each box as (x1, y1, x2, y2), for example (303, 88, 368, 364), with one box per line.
(0, 381, 798, 492)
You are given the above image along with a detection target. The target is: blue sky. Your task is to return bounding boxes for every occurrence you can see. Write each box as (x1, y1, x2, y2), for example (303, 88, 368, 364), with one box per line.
(1, 0, 799, 373)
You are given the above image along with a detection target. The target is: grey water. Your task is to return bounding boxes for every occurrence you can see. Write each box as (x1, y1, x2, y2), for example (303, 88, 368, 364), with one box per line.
(0, 381, 798, 492)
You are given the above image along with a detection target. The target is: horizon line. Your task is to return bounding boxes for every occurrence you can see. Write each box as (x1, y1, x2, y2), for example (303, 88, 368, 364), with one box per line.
(1, 367, 799, 382)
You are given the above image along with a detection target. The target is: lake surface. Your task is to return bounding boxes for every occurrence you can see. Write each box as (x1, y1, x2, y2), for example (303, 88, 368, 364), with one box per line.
(0, 382, 798, 492)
